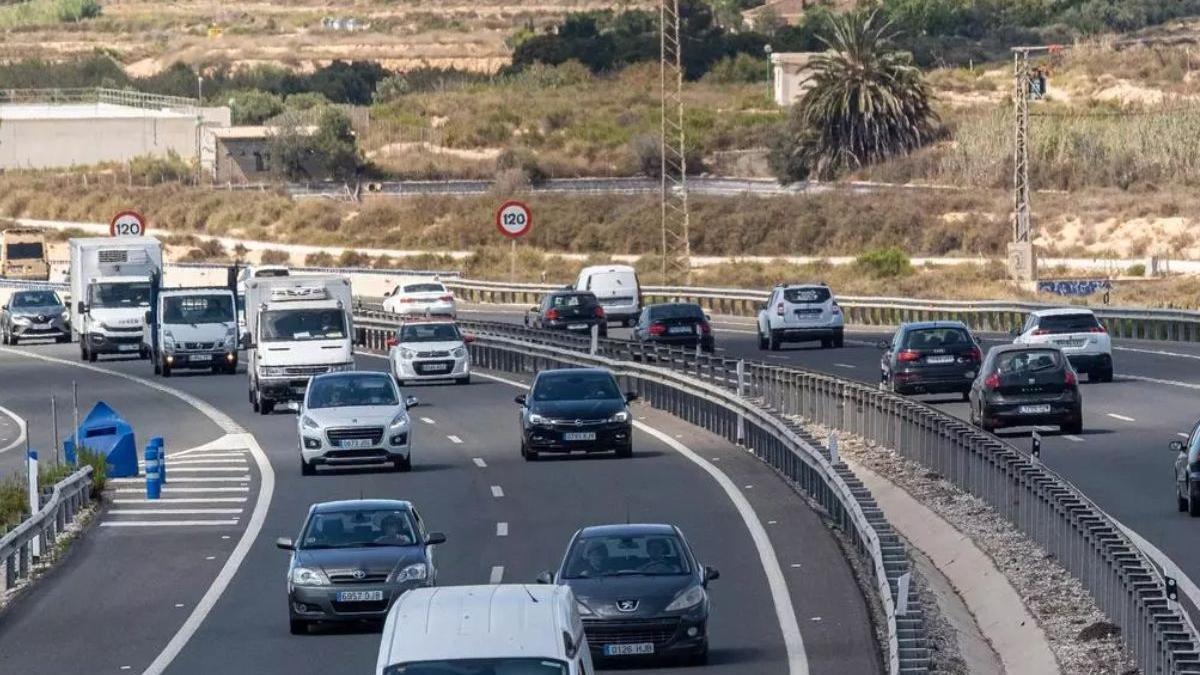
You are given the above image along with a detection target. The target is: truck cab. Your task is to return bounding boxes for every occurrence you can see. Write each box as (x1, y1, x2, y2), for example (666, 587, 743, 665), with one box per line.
(246, 275, 354, 414)
(0, 229, 49, 281)
(69, 237, 163, 362)
(146, 287, 239, 377)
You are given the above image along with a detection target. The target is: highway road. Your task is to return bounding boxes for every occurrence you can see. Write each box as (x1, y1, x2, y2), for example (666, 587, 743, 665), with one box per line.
(0, 340, 881, 675)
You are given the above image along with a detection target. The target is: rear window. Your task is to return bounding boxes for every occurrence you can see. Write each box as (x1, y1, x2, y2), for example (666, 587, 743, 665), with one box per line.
(1036, 313, 1101, 334)
(549, 293, 597, 308)
(902, 327, 971, 350)
(403, 283, 446, 294)
(648, 304, 704, 320)
(996, 349, 1063, 374)
(783, 287, 830, 304)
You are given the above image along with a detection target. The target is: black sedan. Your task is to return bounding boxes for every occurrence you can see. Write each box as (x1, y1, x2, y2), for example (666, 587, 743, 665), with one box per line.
(276, 499, 446, 634)
(880, 321, 981, 400)
(632, 302, 714, 353)
(525, 290, 608, 337)
(539, 523, 719, 665)
(968, 345, 1082, 434)
(516, 367, 636, 460)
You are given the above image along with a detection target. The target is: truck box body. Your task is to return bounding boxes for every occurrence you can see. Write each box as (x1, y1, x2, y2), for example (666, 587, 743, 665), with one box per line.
(68, 237, 163, 359)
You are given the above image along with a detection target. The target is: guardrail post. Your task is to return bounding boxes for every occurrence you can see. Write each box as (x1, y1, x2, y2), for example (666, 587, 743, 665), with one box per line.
(736, 360, 746, 446)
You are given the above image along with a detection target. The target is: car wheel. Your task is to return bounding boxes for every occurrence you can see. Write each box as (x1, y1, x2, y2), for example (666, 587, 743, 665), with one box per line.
(1189, 486, 1200, 518)
(456, 375, 470, 385)
(1063, 419, 1083, 435)
(687, 647, 709, 666)
(153, 358, 161, 375)
(1098, 367, 1114, 383)
(522, 442, 538, 462)
(162, 361, 172, 378)
(300, 457, 315, 476)
(8, 334, 17, 346)
(56, 334, 70, 344)
(1, 329, 8, 345)
(757, 329, 767, 350)
(833, 331, 844, 349)
(1178, 483, 1189, 513)
(768, 332, 780, 351)
(960, 389, 971, 402)
(250, 389, 260, 412)
(394, 455, 412, 472)
(615, 444, 633, 459)
(289, 618, 310, 635)
(624, 318, 635, 328)
(820, 338, 832, 349)
(87, 345, 97, 362)
(259, 394, 275, 415)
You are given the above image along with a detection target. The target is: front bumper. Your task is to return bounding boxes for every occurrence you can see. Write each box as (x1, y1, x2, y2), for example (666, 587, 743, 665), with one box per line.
(393, 356, 470, 381)
(87, 331, 143, 354)
(259, 376, 311, 402)
(165, 350, 237, 370)
(289, 580, 430, 622)
(301, 431, 411, 465)
(584, 616, 707, 660)
(11, 320, 69, 339)
(524, 422, 632, 453)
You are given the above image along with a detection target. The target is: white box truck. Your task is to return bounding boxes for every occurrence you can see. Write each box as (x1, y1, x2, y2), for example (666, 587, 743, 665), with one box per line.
(245, 274, 354, 414)
(69, 237, 163, 362)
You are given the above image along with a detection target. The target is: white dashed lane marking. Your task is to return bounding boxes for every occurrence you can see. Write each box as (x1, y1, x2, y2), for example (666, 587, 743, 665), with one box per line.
(1107, 413, 1136, 423)
(489, 566, 504, 584)
(473, 458, 487, 468)
(447, 435, 463, 444)
(1063, 435, 1084, 442)
(421, 417, 436, 425)
(491, 485, 504, 498)
(496, 522, 509, 537)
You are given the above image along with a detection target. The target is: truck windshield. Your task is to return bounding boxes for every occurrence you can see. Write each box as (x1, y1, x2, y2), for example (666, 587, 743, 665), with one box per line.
(91, 282, 151, 308)
(5, 242, 44, 260)
(163, 295, 234, 324)
(261, 308, 345, 342)
(384, 659, 568, 675)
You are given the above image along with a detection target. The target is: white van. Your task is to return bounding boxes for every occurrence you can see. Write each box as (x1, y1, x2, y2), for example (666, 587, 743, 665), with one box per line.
(376, 584, 593, 675)
(574, 264, 641, 326)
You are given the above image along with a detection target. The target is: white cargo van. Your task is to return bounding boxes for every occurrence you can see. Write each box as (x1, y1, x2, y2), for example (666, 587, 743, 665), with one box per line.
(574, 264, 641, 327)
(376, 584, 592, 675)
(145, 286, 239, 377)
(69, 237, 163, 362)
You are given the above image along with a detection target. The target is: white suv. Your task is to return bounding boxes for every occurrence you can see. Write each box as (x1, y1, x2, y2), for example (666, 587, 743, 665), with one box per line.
(757, 283, 844, 350)
(388, 319, 472, 386)
(1013, 308, 1113, 382)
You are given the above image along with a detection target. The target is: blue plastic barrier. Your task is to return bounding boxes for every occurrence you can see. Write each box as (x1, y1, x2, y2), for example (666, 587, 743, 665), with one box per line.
(63, 438, 75, 465)
(150, 437, 165, 484)
(145, 443, 160, 500)
(70, 402, 138, 478)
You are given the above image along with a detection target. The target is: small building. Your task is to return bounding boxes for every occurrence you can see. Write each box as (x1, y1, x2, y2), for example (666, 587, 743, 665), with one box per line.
(770, 52, 820, 106)
(744, 0, 812, 30)
(204, 125, 319, 184)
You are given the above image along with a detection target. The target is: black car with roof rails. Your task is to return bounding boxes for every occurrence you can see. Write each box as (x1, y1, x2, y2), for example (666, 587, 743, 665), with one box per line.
(632, 303, 714, 353)
(539, 523, 719, 665)
(525, 291, 607, 336)
(969, 344, 1083, 434)
(515, 367, 637, 460)
(880, 321, 982, 400)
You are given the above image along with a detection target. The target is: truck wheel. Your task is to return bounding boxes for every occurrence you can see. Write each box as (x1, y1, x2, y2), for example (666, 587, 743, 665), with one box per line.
(87, 345, 97, 362)
(80, 342, 87, 361)
(56, 334, 70, 344)
(1, 329, 8, 345)
(251, 390, 260, 413)
(259, 395, 275, 415)
(769, 332, 781, 351)
(8, 335, 17, 346)
(161, 361, 172, 378)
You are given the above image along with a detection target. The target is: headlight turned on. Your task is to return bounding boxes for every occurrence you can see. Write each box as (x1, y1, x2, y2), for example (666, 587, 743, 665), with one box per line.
(609, 411, 630, 423)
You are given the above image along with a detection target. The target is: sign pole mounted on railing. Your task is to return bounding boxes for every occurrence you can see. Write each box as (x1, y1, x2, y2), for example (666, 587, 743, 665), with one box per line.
(496, 200, 532, 282)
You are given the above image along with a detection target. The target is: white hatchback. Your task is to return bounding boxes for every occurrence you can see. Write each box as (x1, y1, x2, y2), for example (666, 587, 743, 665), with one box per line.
(388, 319, 472, 385)
(383, 281, 457, 318)
(1012, 308, 1113, 382)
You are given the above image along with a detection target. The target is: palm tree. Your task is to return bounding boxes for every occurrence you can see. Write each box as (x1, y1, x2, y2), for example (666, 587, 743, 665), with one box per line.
(770, 9, 938, 182)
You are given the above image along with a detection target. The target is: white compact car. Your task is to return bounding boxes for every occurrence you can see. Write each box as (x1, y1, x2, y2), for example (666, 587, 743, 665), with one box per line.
(382, 281, 456, 318)
(1012, 307, 1113, 382)
(756, 283, 844, 350)
(298, 371, 417, 474)
(388, 319, 472, 386)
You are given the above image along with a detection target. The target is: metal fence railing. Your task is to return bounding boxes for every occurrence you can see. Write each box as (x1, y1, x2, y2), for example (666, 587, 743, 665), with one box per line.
(354, 310, 1200, 675)
(0, 467, 93, 592)
(0, 88, 198, 112)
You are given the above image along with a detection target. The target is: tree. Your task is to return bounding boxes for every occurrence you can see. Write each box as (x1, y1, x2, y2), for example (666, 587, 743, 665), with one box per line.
(312, 108, 362, 183)
(769, 9, 938, 183)
(268, 111, 314, 182)
(228, 90, 285, 125)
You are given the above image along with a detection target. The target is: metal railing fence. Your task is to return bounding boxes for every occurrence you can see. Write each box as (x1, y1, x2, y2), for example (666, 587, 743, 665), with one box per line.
(0, 467, 93, 593)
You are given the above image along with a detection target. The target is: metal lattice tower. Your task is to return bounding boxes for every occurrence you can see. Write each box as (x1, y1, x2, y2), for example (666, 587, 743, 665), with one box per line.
(660, 0, 691, 284)
(1011, 49, 1032, 244)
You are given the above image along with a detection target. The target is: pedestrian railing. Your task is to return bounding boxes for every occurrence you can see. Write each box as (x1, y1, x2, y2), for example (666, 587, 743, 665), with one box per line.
(0, 467, 93, 593)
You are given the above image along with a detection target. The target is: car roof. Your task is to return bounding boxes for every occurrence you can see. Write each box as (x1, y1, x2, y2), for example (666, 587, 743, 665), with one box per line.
(397, 317, 457, 325)
(775, 282, 827, 289)
(536, 367, 612, 378)
(549, 290, 596, 296)
(311, 370, 394, 383)
(646, 302, 701, 309)
(901, 321, 969, 331)
(579, 264, 636, 274)
(312, 499, 412, 513)
(989, 343, 1065, 355)
(380, 585, 573, 664)
(578, 523, 679, 538)
(11, 289, 58, 298)
(1030, 307, 1097, 317)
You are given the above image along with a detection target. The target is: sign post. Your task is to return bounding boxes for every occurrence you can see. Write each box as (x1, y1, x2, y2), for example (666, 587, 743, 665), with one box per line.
(109, 210, 147, 237)
(495, 200, 532, 282)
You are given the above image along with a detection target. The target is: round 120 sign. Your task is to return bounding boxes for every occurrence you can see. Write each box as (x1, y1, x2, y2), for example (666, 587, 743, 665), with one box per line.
(495, 200, 532, 239)
(109, 210, 147, 237)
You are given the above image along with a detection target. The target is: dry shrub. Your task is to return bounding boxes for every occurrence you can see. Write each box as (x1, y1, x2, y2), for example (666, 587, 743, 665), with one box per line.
(260, 249, 291, 265)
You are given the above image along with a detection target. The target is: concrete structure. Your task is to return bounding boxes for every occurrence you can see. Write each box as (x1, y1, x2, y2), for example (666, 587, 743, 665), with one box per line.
(744, 0, 813, 29)
(771, 52, 820, 106)
(203, 125, 319, 184)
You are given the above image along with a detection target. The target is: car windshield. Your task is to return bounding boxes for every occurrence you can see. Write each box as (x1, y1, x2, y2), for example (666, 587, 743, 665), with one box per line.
(649, 304, 704, 320)
(261, 308, 345, 342)
(91, 282, 151, 308)
(532, 372, 621, 402)
(300, 508, 418, 549)
(549, 294, 596, 308)
(996, 349, 1062, 374)
(563, 534, 691, 578)
(399, 323, 460, 343)
(384, 660, 568, 675)
(784, 287, 830, 303)
(307, 375, 397, 409)
(902, 327, 971, 350)
(255, 269, 288, 278)
(162, 294, 234, 324)
(403, 283, 445, 294)
(5, 242, 43, 260)
(1037, 313, 1101, 334)
(12, 291, 59, 308)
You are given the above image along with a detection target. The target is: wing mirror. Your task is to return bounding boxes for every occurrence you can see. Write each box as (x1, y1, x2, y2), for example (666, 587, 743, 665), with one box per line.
(1009, 326, 1021, 337)
(877, 340, 890, 350)
(515, 394, 527, 406)
(1172, 440, 1186, 453)
(624, 392, 639, 403)
(385, 336, 398, 348)
(426, 532, 447, 546)
(703, 565, 720, 586)
(463, 334, 476, 344)
(404, 395, 419, 410)
(77, 301, 87, 314)
(530, 305, 540, 312)
(275, 537, 295, 551)
(536, 571, 554, 585)
(144, 311, 152, 323)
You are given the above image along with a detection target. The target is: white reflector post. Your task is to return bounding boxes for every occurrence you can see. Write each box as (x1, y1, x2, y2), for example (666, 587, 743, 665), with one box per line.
(27, 449, 40, 558)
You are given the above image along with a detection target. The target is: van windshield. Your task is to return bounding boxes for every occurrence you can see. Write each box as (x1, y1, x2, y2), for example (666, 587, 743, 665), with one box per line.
(91, 282, 151, 308)
(5, 242, 44, 260)
(384, 659, 568, 675)
(163, 294, 234, 324)
(261, 308, 345, 342)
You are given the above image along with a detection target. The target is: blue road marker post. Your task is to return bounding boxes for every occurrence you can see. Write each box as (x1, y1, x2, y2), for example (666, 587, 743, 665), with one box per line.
(145, 444, 161, 500)
(150, 437, 165, 484)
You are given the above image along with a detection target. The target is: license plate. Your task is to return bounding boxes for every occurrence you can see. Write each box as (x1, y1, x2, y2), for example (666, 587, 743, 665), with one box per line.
(117, 344, 139, 352)
(1019, 404, 1051, 414)
(564, 432, 596, 441)
(339, 438, 373, 449)
(668, 326, 694, 335)
(568, 323, 587, 330)
(336, 590, 383, 602)
(33, 323, 50, 330)
(422, 363, 449, 372)
(1056, 339, 1083, 347)
(604, 644, 655, 656)
(926, 355, 954, 364)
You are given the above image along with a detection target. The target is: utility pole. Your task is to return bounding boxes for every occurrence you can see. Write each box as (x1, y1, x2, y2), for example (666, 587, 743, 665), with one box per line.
(660, 0, 692, 284)
(1008, 45, 1058, 282)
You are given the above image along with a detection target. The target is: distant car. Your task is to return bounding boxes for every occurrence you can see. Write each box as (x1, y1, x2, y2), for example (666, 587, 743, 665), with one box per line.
(298, 371, 418, 475)
(632, 303, 713, 353)
(574, 265, 642, 327)
(525, 291, 608, 336)
(1012, 308, 1112, 382)
(756, 283, 844, 350)
(968, 344, 1082, 434)
(276, 499, 446, 635)
(880, 321, 981, 399)
(382, 281, 456, 318)
(539, 523, 719, 665)
(1173, 423, 1200, 516)
(1, 289, 70, 345)
(386, 319, 472, 386)
(515, 367, 636, 460)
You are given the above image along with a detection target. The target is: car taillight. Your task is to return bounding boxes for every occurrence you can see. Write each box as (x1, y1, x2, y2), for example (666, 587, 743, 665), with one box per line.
(594, 306, 605, 318)
(1031, 328, 1049, 335)
(386, 337, 398, 348)
(831, 302, 842, 315)
(699, 321, 711, 335)
(545, 309, 559, 321)
(969, 346, 982, 362)
(775, 302, 784, 316)
(984, 372, 1000, 390)
(1088, 325, 1106, 333)
(1065, 369, 1077, 386)
(648, 323, 667, 336)
(897, 350, 921, 362)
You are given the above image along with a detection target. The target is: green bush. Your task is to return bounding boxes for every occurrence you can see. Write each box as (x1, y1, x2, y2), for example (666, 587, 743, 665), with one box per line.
(703, 54, 770, 84)
(1126, 263, 1146, 277)
(129, 152, 191, 186)
(856, 247, 914, 278)
(229, 90, 285, 125)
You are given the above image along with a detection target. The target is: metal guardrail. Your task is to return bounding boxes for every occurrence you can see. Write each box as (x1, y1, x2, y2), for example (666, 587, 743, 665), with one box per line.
(1, 467, 93, 592)
(356, 309, 1200, 674)
(0, 87, 199, 111)
(354, 308, 928, 674)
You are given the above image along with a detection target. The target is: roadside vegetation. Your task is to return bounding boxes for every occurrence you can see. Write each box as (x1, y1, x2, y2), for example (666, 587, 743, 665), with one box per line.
(0, 449, 106, 535)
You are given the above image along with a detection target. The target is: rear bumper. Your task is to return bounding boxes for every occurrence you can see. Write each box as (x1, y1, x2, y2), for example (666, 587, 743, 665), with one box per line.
(392, 302, 456, 317)
(893, 368, 976, 394)
(984, 402, 1081, 428)
(772, 326, 842, 342)
(544, 319, 607, 334)
(645, 335, 715, 351)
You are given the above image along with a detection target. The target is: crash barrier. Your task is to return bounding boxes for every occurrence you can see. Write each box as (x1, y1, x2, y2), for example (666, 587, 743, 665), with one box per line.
(356, 310, 928, 674)
(0, 467, 93, 592)
(356, 311, 1200, 675)
(145, 443, 161, 500)
(72, 402, 138, 478)
(441, 278, 1200, 344)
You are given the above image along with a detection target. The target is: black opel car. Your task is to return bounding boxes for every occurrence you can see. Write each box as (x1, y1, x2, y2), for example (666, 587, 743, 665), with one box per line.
(525, 291, 608, 337)
(516, 367, 636, 460)
(539, 524, 719, 665)
(969, 344, 1083, 434)
(880, 321, 982, 400)
(631, 303, 714, 353)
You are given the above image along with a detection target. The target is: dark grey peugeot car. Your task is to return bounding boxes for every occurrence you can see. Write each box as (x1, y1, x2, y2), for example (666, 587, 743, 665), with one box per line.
(538, 524, 719, 665)
(516, 367, 636, 460)
(276, 499, 446, 634)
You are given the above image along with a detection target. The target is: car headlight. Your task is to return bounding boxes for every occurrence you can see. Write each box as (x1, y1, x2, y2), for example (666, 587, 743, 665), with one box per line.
(12, 316, 32, 325)
(393, 562, 427, 583)
(399, 348, 415, 360)
(451, 346, 467, 359)
(59, 311, 70, 321)
(664, 585, 706, 612)
(529, 413, 548, 426)
(390, 412, 410, 428)
(301, 415, 320, 430)
(609, 411, 630, 423)
(290, 566, 330, 587)
(576, 600, 594, 616)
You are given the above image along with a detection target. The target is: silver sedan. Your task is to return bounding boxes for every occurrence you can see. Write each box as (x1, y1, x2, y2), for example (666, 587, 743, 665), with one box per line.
(297, 371, 417, 475)
(1, 289, 70, 345)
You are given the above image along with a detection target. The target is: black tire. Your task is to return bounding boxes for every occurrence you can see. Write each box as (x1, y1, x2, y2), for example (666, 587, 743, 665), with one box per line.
(1063, 419, 1083, 435)
(687, 648, 709, 667)
(153, 357, 161, 375)
(225, 362, 238, 375)
(162, 361, 172, 378)
(978, 405, 995, 433)
(833, 331, 845, 349)
(80, 342, 88, 361)
(623, 318, 635, 328)
(8, 335, 17, 346)
(615, 444, 633, 459)
(56, 334, 70, 344)
(456, 375, 470, 385)
(394, 455, 412, 472)
(139, 346, 150, 360)
(259, 394, 275, 415)
(757, 329, 768, 350)
(1, 329, 8, 345)
(1098, 367, 1114, 383)
(768, 332, 781, 351)
(1189, 488, 1200, 518)
(1178, 483, 1189, 513)
(521, 441, 538, 462)
(289, 618, 309, 635)
(87, 345, 97, 362)
(820, 338, 832, 349)
(301, 458, 315, 476)
(250, 388, 260, 412)
(961, 389, 971, 402)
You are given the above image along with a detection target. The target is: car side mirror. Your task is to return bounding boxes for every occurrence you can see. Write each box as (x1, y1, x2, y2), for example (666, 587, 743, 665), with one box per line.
(877, 340, 890, 350)
(1009, 327, 1021, 337)
(384, 290, 394, 298)
(275, 537, 295, 551)
(144, 311, 152, 323)
(530, 305, 540, 312)
(515, 394, 527, 405)
(705, 313, 711, 321)
(703, 565, 720, 585)
(536, 571, 554, 585)
(426, 532, 447, 546)
(405, 396, 419, 410)
(463, 334, 476, 344)
(77, 301, 87, 314)
(385, 336, 398, 348)
(1172, 440, 1186, 453)
(624, 392, 638, 403)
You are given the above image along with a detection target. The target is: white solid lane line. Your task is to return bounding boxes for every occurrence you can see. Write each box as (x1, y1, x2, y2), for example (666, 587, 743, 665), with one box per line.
(491, 485, 504, 498)
(833, 363, 857, 369)
(496, 522, 509, 537)
(0, 402, 27, 456)
(447, 435, 463, 444)
(1063, 435, 1084, 442)
(109, 476, 251, 483)
(162, 458, 248, 465)
(113, 487, 250, 494)
(101, 521, 240, 528)
(1107, 413, 1136, 422)
(160, 467, 250, 473)
(114, 498, 247, 504)
(109, 509, 244, 515)
(489, 566, 505, 584)
(473, 458, 487, 468)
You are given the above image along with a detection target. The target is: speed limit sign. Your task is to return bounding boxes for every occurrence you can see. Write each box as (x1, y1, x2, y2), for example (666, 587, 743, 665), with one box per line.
(495, 201, 532, 239)
(110, 210, 146, 237)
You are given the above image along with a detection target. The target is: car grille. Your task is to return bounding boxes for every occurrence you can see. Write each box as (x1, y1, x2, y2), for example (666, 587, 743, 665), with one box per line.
(416, 350, 451, 358)
(584, 618, 681, 646)
(325, 448, 390, 460)
(105, 334, 142, 345)
(183, 342, 216, 350)
(414, 360, 455, 375)
(328, 572, 389, 585)
(331, 599, 389, 614)
(545, 418, 607, 427)
(327, 426, 384, 445)
(285, 364, 331, 376)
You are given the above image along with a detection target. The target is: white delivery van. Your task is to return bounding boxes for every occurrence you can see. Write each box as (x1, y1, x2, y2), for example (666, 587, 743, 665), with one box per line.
(376, 584, 592, 675)
(235, 264, 290, 345)
(245, 274, 354, 414)
(145, 286, 239, 377)
(69, 237, 163, 362)
(574, 264, 642, 327)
